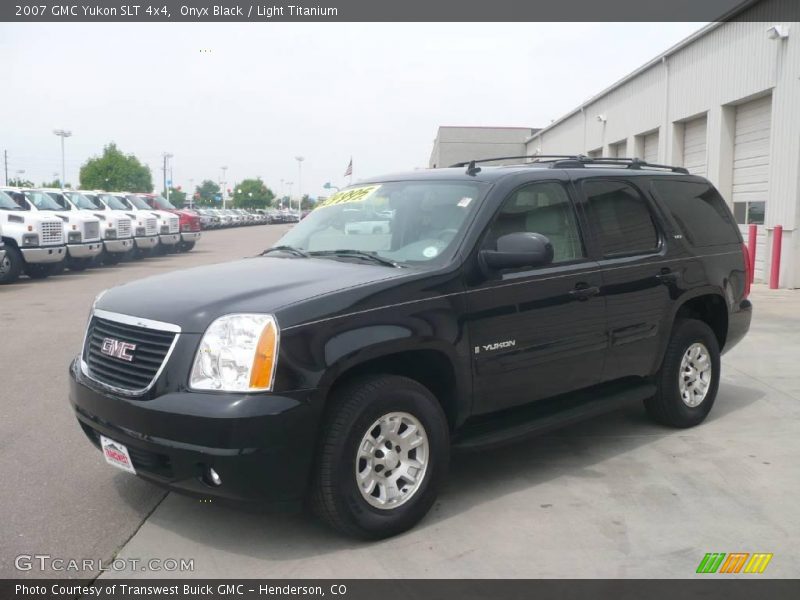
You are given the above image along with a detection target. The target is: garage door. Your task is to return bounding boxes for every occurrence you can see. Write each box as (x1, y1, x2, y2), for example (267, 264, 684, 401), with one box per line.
(733, 95, 771, 281)
(609, 140, 626, 158)
(643, 132, 658, 163)
(683, 116, 707, 176)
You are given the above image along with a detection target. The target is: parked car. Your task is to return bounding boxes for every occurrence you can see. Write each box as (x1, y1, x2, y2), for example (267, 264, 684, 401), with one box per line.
(139, 194, 200, 252)
(68, 157, 752, 539)
(0, 187, 66, 282)
(30, 188, 103, 271)
(73, 191, 135, 265)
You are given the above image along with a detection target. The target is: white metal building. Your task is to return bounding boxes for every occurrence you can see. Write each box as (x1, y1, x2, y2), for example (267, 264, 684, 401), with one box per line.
(429, 126, 538, 169)
(523, 0, 800, 287)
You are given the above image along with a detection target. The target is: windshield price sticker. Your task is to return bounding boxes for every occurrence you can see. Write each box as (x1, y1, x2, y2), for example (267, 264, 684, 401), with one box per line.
(318, 185, 382, 208)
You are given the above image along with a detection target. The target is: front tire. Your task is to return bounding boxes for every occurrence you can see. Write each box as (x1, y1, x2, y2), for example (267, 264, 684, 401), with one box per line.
(24, 262, 55, 279)
(0, 246, 23, 284)
(311, 375, 449, 539)
(645, 319, 720, 428)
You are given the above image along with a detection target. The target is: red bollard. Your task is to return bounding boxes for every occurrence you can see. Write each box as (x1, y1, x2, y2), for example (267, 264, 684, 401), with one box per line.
(747, 224, 757, 282)
(769, 225, 783, 289)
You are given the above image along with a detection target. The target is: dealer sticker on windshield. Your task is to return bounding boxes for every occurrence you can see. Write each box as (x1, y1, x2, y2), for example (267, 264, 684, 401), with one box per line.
(318, 184, 382, 208)
(100, 435, 136, 474)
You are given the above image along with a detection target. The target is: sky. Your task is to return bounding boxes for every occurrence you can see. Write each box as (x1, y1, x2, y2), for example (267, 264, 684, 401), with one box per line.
(1, 22, 705, 199)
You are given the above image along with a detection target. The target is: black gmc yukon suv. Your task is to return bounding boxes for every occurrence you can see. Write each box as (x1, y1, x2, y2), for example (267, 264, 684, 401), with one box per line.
(69, 156, 752, 539)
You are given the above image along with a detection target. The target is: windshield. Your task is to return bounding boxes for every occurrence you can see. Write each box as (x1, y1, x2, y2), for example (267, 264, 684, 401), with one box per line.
(25, 190, 63, 211)
(127, 195, 152, 210)
(0, 190, 21, 210)
(152, 195, 176, 210)
(276, 180, 487, 265)
(99, 194, 128, 210)
(65, 191, 98, 210)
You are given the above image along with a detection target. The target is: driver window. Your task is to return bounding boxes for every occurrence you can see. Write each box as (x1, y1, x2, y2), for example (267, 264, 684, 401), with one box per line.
(484, 182, 585, 263)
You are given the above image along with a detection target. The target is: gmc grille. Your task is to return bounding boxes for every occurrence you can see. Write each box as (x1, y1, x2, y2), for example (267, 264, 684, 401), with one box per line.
(84, 221, 100, 240)
(83, 315, 177, 393)
(168, 217, 179, 233)
(40, 221, 64, 245)
(145, 218, 158, 236)
(117, 219, 132, 238)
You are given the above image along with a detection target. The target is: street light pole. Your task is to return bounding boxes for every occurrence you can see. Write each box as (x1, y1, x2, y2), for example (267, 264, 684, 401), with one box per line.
(220, 166, 228, 209)
(53, 129, 72, 189)
(295, 156, 304, 212)
(162, 153, 173, 203)
(285, 181, 293, 209)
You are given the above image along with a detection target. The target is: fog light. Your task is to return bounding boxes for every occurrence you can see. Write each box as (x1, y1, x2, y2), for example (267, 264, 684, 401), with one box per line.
(203, 466, 222, 487)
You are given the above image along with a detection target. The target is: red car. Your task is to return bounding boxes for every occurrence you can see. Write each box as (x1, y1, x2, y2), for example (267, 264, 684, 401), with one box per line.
(139, 194, 202, 252)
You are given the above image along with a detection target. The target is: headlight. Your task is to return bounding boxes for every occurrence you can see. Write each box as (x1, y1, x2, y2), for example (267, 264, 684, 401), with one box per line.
(105, 228, 117, 239)
(68, 231, 82, 243)
(189, 314, 279, 392)
(22, 233, 39, 246)
(135, 226, 146, 236)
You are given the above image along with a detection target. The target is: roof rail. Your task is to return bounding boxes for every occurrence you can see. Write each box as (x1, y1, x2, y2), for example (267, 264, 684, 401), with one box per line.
(449, 154, 688, 174)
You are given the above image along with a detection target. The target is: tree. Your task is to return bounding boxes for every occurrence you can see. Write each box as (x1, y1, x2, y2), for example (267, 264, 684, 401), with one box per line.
(163, 186, 187, 207)
(195, 180, 221, 206)
(300, 194, 316, 210)
(8, 177, 34, 187)
(79, 143, 154, 192)
(41, 179, 71, 189)
(232, 178, 275, 209)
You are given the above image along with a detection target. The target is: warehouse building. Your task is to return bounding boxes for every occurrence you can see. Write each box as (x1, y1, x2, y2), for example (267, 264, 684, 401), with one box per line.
(429, 126, 538, 169)
(525, 0, 800, 287)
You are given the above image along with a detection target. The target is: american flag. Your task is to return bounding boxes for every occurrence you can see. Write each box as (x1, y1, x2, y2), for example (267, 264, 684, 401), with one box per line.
(343, 158, 353, 177)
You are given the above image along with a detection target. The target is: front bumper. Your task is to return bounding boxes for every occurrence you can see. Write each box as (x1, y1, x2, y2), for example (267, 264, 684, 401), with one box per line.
(159, 233, 180, 245)
(69, 359, 320, 507)
(180, 231, 201, 242)
(67, 241, 103, 259)
(134, 236, 160, 249)
(103, 238, 134, 253)
(20, 245, 66, 263)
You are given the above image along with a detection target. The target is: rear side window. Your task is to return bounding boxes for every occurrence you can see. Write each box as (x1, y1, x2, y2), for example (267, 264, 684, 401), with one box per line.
(583, 180, 659, 257)
(652, 180, 741, 247)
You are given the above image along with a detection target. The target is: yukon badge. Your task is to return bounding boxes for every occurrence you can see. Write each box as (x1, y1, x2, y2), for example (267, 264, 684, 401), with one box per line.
(474, 340, 516, 354)
(101, 338, 137, 362)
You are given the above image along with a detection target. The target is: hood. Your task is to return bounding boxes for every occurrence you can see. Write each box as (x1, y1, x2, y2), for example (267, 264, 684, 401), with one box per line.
(95, 256, 409, 333)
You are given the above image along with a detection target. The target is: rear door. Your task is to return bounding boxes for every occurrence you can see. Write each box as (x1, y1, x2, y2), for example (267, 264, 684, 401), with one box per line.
(577, 177, 675, 382)
(466, 178, 607, 414)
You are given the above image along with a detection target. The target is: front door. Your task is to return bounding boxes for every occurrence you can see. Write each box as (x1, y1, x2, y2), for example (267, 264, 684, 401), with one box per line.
(466, 180, 607, 414)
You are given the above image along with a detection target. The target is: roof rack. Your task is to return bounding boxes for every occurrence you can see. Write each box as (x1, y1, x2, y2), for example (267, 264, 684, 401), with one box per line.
(449, 155, 689, 174)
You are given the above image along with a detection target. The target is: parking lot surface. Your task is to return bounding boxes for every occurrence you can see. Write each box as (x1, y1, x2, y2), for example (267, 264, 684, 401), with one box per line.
(2, 227, 798, 579)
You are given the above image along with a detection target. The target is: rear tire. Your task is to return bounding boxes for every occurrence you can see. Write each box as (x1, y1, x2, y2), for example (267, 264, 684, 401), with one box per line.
(0, 246, 23, 284)
(645, 318, 720, 428)
(179, 241, 195, 252)
(311, 375, 449, 539)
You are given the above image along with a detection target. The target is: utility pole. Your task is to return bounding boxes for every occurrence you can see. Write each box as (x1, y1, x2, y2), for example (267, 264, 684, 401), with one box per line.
(294, 156, 304, 213)
(162, 153, 173, 203)
(53, 129, 72, 189)
(3, 150, 7, 185)
(220, 166, 228, 209)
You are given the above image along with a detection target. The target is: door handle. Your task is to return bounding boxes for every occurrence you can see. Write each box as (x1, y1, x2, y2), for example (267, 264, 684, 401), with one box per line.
(656, 269, 679, 284)
(569, 284, 600, 301)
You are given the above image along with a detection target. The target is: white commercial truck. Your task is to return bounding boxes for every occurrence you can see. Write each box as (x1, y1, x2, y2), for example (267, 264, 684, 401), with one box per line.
(113, 193, 179, 255)
(70, 191, 135, 265)
(23, 189, 103, 271)
(0, 188, 66, 283)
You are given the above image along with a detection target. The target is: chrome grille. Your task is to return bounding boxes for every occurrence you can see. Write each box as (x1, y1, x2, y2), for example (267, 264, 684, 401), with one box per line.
(145, 218, 158, 236)
(83, 315, 178, 393)
(117, 218, 132, 238)
(40, 221, 64, 245)
(168, 217, 179, 233)
(84, 221, 100, 240)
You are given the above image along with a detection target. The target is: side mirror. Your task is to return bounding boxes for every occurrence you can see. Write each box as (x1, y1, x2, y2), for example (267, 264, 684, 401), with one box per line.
(480, 232, 554, 271)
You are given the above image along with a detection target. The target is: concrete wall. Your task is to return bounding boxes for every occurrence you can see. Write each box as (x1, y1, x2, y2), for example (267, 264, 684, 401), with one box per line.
(525, 0, 800, 287)
(429, 126, 536, 168)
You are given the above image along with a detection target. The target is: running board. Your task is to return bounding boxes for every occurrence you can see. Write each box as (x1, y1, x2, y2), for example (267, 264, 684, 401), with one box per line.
(453, 380, 656, 452)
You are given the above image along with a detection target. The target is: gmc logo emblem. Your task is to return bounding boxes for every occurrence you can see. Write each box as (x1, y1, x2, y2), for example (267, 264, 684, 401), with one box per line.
(101, 338, 137, 362)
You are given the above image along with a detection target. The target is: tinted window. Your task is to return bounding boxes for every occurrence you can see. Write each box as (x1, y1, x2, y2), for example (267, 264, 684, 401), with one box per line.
(484, 182, 584, 263)
(653, 180, 741, 246)
(584, 180, 659, 256)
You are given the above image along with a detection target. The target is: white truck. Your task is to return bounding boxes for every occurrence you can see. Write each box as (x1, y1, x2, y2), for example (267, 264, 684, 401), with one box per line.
(65, 191, 134, 265)
(24, 189, 103, 271)
(0, 188, 67, 283)
(101, 193, 160, 257)
(114, 193, 180, 254)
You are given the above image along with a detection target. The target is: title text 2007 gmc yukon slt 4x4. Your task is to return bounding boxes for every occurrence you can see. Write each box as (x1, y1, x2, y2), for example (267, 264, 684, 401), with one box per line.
(69, 156, 752, 539)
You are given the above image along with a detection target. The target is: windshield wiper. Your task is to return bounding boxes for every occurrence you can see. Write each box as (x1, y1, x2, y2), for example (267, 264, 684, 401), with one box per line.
(308, 249, 401, 268)
(262, 245, 310, 258)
